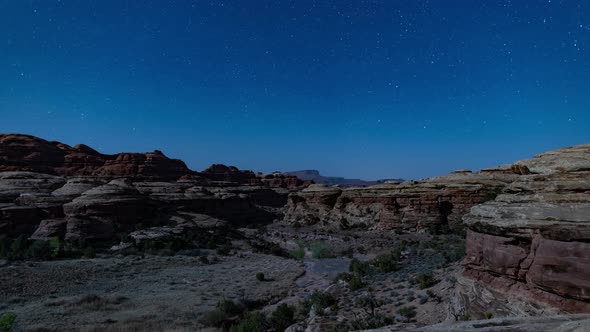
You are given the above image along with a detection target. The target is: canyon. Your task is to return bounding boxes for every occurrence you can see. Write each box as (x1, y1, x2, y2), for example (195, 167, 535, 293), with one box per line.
(0, 133, 588, 331)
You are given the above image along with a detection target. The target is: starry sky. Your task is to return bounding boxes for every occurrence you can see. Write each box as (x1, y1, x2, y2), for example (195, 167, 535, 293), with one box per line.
(1, 1, 589, 180)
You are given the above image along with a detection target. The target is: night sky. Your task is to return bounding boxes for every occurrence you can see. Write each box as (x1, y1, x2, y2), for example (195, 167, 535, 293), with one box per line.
(1, 1, 589, 180)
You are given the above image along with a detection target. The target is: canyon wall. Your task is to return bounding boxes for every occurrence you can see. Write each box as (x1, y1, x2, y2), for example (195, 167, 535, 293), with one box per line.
(462, 144, 590, 313)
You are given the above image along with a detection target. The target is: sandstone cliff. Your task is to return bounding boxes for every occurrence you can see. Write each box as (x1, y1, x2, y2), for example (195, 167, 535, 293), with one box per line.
(283, 169, 517, 231)
(463, 144, 590, 313)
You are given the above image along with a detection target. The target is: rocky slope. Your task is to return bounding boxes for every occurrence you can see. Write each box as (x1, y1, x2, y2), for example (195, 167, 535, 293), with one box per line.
(462, 144, 590, 313)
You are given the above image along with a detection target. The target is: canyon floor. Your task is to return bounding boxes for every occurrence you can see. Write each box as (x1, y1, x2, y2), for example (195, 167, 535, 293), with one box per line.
(0, 225, 466, 332)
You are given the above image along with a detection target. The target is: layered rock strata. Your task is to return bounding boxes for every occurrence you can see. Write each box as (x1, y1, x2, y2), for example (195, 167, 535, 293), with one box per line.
(284, 171, 518, 231)
(463, 144, 590, 312)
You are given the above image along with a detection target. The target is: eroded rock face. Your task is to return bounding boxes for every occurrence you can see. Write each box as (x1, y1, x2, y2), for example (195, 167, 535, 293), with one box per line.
(0, 134, 192, 180)
(284, 171, 516, 231)
(463, 144, 590, 313)
(0, 134, 309, 243)
(0, 173, 291, 243)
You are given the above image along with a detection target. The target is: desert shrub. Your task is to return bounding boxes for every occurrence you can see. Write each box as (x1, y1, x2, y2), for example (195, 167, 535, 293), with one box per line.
(0, 238, 9, 258)
(200, 309, 230, 328)
(484, 311, 493, 319)
(199, 255, 210, 264)
(412, 272, 439, 289)
(371, 252, 400, 273)
(334, 272, 353, 283)
(83, 246, 96, 259)
(309, 242, 333, 259)
(247, 238, 287, 257)
(398, 306, 416, 322)
(290, 248, 305, 260)
(309, 290, 336, 314)
(340, 247, 354, 258)
(230, 311, 267, 332)
(270, 304, 295, 331)
(26, 240, 52, 260)
(0, 312, 16, 332)
(256, 272, 265, 282)
(348, 274, 365, 291)
(350, 315, 393, 330)
(216, 243, 233, 256)
(349, 258, 371, 276)
(8, 235, 29, 260)
(217, 299, 244, 317)
(458, 313, 471, 321)
(296, 300, 312, 320)
(443, 244, 465, 263)
(419, 295, 428, 304)
(64, 294, 128, 313)
(49, 237, 62, 258)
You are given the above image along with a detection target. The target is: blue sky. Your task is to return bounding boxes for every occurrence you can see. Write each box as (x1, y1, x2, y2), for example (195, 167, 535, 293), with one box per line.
(1, 0, 589, 179)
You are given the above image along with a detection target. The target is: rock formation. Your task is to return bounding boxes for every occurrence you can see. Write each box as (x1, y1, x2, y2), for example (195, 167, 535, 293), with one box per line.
(0, 134, 192, 180)
(284, 170, 517, 231)
(286, 169, 403, 187)
(463, 144, 590, 313)
(0, 134, 308, 244)
(0, 134, 308, 188)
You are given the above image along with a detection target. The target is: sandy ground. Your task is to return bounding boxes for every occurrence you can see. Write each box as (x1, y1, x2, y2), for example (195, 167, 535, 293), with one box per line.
(0, 226, 463, 332)
(1, 253, 303, 331)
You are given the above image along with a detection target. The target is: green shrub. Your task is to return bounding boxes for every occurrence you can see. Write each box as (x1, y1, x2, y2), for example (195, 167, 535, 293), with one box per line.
(442, 244, 465, 263)
(0, 238, 9, 258)
(349, 258, 371, 276)
(412, 273, 439, 289)
(458, 313, 471, 321)
(334, 272, 353, 283)
(350, 315, 393, 330)
(340, 247, 354, 258)
(217, 299, 244, 317)
(290, 248, 305, 260)
(271, 304, 295, 331)
(199, 255, 210, 264)
(348, 274, 365, 291)
(309, 290, 336, 314)
(26, 241, 52, 260)
(230, 311, 267, 332)
(484, 311, 493, 319)
(256, 272, 265, 282)
(200, 309, 229, 328)
(83, 246, 96, 259)
(0, 312, 16, 332)
(371, 253, 400, 273)
(398, 306, 416, 322)
(309, 242, 333, 259)
(49, 237, 62, 258)
(9, 235, 28, 260)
